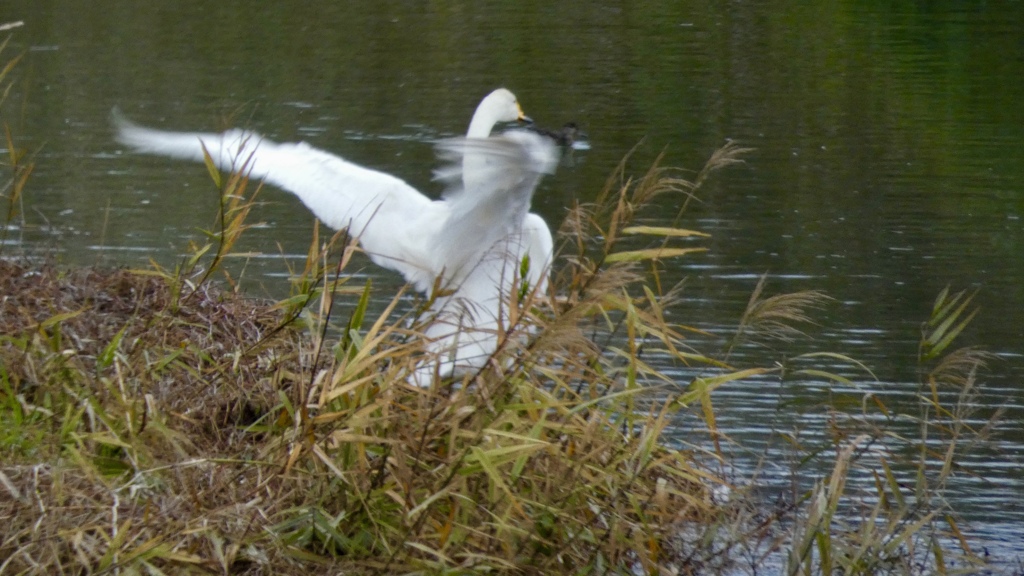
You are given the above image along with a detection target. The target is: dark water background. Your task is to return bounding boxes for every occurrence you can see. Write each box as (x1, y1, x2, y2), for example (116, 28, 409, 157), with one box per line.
(2, 1, 1022, 566)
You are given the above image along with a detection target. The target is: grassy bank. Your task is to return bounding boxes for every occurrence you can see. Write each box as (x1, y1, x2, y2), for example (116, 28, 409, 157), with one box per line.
(0, 37, 1002, 574)
(0, 144, 746, 573)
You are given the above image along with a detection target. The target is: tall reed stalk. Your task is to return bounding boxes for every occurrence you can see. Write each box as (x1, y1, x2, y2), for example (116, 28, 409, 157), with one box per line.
(0, 35, 29, 255)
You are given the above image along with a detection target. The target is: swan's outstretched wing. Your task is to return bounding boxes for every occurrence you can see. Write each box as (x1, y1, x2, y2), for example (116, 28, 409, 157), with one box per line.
(113, 111, 444, 291)
(432, 131, 558, 286)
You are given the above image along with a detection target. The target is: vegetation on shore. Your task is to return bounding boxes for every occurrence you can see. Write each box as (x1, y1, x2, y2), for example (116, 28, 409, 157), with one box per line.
(0, 34, 1005, 575)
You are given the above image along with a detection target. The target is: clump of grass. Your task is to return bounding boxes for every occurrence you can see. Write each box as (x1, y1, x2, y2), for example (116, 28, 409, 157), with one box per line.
(238, 142, 753, 573)
(0, 258, 310, 569)
(0, 135, 746, 573)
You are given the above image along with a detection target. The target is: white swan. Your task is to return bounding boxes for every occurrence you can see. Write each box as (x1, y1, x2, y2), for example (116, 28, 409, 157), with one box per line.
(114, 88, 558, 386)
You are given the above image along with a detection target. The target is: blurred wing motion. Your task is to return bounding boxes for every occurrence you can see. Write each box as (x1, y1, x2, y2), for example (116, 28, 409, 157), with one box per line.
(432, 131, 558, 287)
(114, 111, 559, 383)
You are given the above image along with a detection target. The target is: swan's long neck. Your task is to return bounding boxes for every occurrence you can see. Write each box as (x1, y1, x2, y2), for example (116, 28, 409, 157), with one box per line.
(466, 99, 500, 138)
(463, 97, 503, 195)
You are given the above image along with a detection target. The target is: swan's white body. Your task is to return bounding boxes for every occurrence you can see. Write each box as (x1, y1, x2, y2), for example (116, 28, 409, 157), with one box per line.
(114, 89, 557, 385)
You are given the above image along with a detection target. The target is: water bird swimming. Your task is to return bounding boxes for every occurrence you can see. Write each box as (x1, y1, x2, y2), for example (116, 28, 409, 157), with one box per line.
(114, 88, 559, 386)
(528, 122, 588, 149)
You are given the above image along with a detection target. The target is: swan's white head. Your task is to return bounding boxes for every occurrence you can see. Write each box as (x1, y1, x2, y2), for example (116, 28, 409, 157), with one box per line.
(483, 88, 529, 123)
(467, 88, 531, 138)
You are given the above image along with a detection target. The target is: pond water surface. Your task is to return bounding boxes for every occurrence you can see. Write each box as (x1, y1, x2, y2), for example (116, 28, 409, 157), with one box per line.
(2, 1, 1023, 567)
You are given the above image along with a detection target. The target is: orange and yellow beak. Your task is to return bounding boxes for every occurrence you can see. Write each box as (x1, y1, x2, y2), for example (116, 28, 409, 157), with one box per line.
(516, 102, 533, 124)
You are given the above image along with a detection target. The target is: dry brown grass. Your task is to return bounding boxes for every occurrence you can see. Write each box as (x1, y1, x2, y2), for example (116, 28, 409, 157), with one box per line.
(0, 143, 738, 573)
(0, 259, 309, 573)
